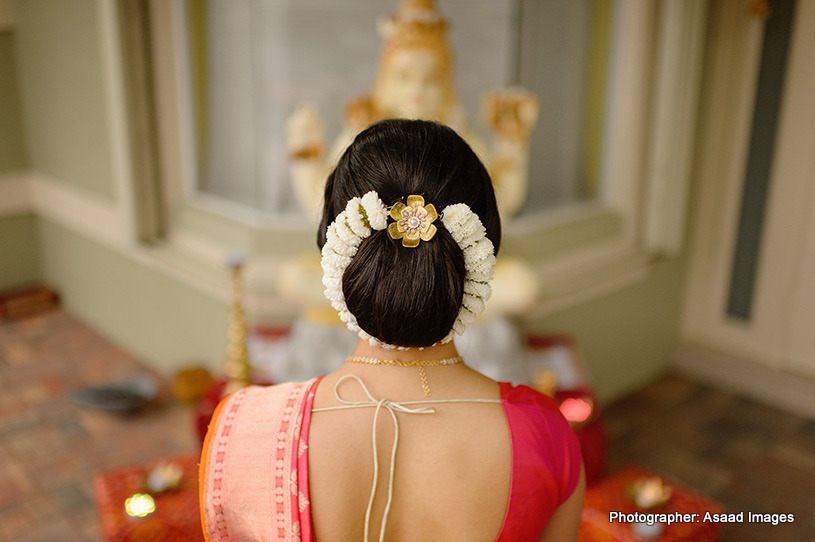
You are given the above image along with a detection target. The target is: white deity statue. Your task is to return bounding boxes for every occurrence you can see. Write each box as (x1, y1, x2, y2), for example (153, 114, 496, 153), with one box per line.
(286, 0, 540, 220)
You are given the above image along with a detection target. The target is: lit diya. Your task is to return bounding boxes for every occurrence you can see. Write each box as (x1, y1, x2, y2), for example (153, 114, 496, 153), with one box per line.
(628, 476, 673, 509)
(558, 396, 594, 426)
(124, 493, 156, 518)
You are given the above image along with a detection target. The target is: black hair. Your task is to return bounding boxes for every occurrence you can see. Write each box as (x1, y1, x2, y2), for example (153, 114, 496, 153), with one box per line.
(318, 119, 501, 347)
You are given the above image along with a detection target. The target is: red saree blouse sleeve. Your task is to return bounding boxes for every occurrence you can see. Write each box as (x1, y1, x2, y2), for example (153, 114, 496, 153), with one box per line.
(496, 382, 584, 541)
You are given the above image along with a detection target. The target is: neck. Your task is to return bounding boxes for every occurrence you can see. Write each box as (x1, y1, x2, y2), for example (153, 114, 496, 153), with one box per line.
(350, 337, 460, 362)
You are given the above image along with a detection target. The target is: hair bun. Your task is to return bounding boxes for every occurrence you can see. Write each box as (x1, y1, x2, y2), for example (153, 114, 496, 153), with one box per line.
(343, 226, 465, 348)
(317, 119, 501, 348)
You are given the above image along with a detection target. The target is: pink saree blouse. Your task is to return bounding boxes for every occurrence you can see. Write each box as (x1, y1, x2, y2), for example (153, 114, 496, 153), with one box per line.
(200, 377, 582, 541)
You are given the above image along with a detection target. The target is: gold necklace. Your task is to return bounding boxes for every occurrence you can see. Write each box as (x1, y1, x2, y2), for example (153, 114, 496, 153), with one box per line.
(346, 356, 463, 397)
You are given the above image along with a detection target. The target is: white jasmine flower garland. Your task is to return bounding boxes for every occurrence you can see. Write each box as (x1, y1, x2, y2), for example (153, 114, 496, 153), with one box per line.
(321, 191, 496, 349)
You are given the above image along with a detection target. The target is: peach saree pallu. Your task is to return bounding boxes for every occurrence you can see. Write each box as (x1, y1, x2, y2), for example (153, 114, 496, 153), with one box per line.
(200, 380, 318, 541)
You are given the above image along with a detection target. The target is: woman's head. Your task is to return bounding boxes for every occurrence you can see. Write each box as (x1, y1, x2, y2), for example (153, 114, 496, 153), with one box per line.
(318, 119, 500, 348)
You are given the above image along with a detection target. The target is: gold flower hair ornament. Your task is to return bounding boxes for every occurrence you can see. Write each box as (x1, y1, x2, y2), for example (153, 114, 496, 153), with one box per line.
(387, 195, 438, 247)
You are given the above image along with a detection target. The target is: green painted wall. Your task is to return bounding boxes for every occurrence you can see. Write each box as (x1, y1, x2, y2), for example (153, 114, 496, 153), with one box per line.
(39, 219, 229, 374)
(13, 0, 116, 201)
(0, 28, 37, 292)
(529, 257, 686, 403)
(0, 31, 27, 171)
(0, 213, 41, 291)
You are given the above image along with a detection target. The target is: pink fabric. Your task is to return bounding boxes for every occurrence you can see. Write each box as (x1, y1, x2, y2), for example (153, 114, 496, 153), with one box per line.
(202, 379, 582, 541)
(201, 380, 319, 541)
(494, 382, 583, 541)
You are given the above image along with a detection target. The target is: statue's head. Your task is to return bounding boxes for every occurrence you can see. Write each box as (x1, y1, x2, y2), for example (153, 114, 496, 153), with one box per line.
(372, 0, 457, 122)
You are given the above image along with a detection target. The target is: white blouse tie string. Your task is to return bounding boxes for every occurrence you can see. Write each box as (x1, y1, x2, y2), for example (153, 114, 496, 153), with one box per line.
(312, 374, 501, 542)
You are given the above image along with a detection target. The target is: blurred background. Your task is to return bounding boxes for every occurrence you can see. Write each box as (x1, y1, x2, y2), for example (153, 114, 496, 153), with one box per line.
(0, 0, 813, 540)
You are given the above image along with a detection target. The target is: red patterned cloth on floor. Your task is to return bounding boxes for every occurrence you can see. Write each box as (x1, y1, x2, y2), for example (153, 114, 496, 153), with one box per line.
(94, 454, 203, 542)
(579, 465, 724, 541)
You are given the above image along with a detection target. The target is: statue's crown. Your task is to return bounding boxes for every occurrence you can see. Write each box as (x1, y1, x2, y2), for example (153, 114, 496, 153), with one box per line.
(379, 0, 448, 41)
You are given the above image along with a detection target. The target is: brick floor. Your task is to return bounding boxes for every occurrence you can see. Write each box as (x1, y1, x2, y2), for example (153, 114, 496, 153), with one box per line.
(0, 310, 198, 541)
(604, 374, 815, 541)
(1, 308, 813, 541)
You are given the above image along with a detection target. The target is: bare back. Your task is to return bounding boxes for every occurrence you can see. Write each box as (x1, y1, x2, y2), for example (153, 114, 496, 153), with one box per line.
(307, 364, 512, 541)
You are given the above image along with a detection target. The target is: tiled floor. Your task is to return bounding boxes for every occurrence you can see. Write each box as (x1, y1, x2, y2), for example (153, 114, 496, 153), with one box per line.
(603, 373, 815, 541)
(1, 309, 813, 541)
(0, 310, 198, 541)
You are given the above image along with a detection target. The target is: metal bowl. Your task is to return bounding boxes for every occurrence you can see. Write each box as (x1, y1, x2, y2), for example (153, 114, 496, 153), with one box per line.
(68, 375, 158, 415)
